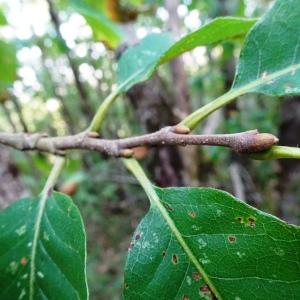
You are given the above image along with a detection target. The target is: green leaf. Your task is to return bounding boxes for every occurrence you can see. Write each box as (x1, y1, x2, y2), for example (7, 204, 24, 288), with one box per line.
(117, 17, 256, 92)
(0, 40, 18, 90)
(124, 187, 300, 299)
(0, 192, 88, 300)
(233, 0, 300, 96)
(70, 0, 122, 48)
(182, 0, 300, 130)
(160, 17, 257, 64)
(117, 33, 175, 91)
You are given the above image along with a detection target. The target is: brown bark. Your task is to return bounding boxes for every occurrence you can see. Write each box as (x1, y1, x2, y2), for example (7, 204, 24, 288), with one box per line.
(0, 127, 279, 159)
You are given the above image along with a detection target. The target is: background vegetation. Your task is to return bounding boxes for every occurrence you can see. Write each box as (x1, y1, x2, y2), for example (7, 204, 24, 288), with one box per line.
(0, 0, 299, 299)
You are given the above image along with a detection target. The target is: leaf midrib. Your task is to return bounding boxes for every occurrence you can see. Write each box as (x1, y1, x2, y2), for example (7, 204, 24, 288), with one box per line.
(182, 61, 300, 129)
(123, 159, 222, 300)
(150, 193, 222, 299)
(29, 193, 48, 300)
(232, 62, 300, 93)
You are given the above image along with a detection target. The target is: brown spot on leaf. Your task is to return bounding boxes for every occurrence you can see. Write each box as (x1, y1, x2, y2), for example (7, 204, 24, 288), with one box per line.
(128, 243, 134, 250)
(228, 235, 236, 243)
(188, 211, 197, 218)
(172, 254, 178, 264)
(247, 216, 256, 227)
(192, 272, 201, 281)
(20, 257, 27, 266)
(182, 295, 189, 300)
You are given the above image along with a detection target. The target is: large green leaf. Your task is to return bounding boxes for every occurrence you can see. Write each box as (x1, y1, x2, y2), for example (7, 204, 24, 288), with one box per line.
(182, 0, 300, 130)
(70, 0, 122, 48)
(117, 17, 256, 92)
(124, 187, 300, 299)
(232, 0, 300, 95)
(0, 40, 18, 90)
(0, 192, 88, 300)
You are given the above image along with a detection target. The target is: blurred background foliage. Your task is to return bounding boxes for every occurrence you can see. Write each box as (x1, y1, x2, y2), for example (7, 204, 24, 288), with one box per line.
(0, 0, 299, 299)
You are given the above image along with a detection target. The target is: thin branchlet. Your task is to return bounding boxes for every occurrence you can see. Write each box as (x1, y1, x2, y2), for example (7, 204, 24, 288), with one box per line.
(0, 127, 278, 157)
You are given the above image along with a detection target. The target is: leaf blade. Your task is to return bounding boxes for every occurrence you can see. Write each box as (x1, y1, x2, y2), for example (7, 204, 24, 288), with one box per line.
(181, 0, 300, 130)
(160, 17, 257, 64)
(233, 0, 300, 96)
(70, 0, 122, 48)
(0, 192, 88, 300)
(124, 187, 300, 300)
(117, 17, 256, 92)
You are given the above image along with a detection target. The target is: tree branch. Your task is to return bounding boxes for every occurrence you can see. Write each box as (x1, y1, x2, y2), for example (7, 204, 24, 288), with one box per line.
(0, 126, 278, 157)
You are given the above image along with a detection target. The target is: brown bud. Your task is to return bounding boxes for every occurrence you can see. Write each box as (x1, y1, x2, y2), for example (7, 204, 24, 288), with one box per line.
(87, 131, 100, 138)
(119, 149, 134, 158)
(233, 131, 279, 154)
(173, 125, 190, 134)
(132, 146, 149, 159)
(238, 132, 279, 153)
(59, 182, 78, 196)
(251, 133, 279, 152)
